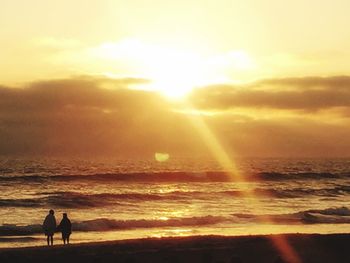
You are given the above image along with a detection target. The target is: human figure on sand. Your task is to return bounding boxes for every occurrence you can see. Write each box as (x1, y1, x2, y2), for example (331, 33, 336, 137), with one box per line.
(43, 209, 57, 246)
(57, 213, 72, 245)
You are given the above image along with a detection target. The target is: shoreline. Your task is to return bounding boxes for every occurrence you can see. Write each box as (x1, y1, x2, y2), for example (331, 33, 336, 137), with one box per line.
(1, 233, 350, 262)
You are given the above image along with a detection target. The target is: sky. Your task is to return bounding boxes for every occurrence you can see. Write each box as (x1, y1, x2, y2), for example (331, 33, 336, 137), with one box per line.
(1, 0, 350, 157)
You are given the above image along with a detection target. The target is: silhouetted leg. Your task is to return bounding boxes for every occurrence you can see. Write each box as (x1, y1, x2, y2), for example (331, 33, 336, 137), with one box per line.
(67, 235, 70, 244)
(50, 235, 53, 246)
(47, 236, 49, 246)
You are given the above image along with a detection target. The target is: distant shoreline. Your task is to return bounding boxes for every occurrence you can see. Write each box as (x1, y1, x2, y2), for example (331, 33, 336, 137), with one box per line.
(1, 233, 350, 262)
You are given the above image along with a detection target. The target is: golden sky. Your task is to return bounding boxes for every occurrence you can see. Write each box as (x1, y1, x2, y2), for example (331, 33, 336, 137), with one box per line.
(1, 0, 350, 85)
(1, 0, 350, 157)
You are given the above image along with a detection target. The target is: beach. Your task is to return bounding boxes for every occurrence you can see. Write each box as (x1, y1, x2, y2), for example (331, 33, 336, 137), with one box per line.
(0, 233, 349, 263)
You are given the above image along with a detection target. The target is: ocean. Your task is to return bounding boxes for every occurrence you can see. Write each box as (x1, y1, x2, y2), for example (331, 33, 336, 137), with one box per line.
(1, 157, 350, 248)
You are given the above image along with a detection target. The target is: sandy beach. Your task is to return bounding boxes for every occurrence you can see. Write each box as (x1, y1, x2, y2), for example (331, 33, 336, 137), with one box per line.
(0, 233, 349, 263)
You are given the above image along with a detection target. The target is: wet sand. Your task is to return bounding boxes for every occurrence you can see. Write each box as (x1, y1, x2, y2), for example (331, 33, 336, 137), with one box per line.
(0, 233, 349, 263)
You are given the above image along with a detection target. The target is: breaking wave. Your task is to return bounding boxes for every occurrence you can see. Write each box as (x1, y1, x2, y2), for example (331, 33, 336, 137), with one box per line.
(233, 206, 350, 224)
(0, 215, 226, 236)
(1, 207, 350, 236)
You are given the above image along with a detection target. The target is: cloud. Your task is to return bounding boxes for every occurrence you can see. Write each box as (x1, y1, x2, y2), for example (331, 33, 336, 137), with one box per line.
(191, 76, 350, 111)
(1, 75, 350, 157)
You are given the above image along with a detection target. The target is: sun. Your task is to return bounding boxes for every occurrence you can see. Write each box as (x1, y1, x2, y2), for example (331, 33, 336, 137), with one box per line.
(148, 65, 203, 99)
(143, 46, 207, 99)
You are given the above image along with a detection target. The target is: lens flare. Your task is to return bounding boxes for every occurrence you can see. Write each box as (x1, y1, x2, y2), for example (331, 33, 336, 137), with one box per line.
(155, 152, 170, 162)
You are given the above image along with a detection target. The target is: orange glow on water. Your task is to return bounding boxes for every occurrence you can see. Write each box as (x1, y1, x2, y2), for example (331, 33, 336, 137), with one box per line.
(183, 99, 302, 263)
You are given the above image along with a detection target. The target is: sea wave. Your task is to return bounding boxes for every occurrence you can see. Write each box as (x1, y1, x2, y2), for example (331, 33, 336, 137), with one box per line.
(0, 191, 204, 208)
(0, 215, 226, 236)
(1, 185, 350, 209)
(233, 206, 350, 224)
(0, 172, 229, 182)
(0, 171, 349, 183)
(250, 186, 350, 198)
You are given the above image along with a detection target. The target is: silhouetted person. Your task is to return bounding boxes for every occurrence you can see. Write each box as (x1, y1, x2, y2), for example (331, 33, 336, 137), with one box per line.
(57, 213, 72, 244)
(43, 209, 56, 246)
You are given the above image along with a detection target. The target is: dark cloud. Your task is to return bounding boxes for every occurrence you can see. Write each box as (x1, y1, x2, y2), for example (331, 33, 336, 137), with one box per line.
(0, 77, 151, 112)
(259, 75, 350, 89)
(0, 77, 203, 156)
(191, 76, 350, 111)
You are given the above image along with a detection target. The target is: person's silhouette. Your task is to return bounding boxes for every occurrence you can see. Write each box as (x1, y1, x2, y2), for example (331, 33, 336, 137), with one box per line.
(43, 209, 56, 246)
(57, 213, 72, 244)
